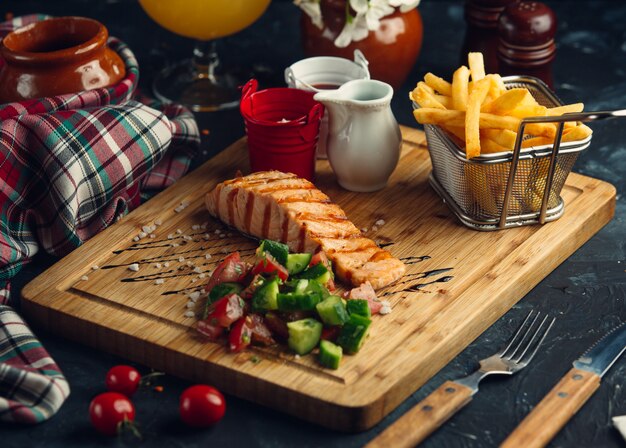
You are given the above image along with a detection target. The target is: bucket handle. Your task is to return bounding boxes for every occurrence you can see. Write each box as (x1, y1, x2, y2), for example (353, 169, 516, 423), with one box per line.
(241, 79, 258, 102)
(307, 103, 324, 124)
(353, 50, 370, 78)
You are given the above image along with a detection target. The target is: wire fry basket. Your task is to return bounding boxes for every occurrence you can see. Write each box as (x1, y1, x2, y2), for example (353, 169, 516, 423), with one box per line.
(422, 75, 593, 231)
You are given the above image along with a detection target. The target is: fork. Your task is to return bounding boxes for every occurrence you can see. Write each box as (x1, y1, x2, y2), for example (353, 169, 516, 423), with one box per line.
(366, 311, 556, 448)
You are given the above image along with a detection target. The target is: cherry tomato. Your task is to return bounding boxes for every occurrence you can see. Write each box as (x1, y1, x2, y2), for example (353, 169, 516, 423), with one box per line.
(251, 253, 289, 281)
(229, 317, 252, 352)
(205, 293, 245, 328)
(205, 252, 250, 292)
(179, 385, 226, 427)
(105, 365, 141, 396)
(247, 314, 275, 346)
(89, 392, 136, 436)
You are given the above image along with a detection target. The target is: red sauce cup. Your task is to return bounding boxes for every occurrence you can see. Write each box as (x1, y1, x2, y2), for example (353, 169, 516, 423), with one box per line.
(240, 79, 323, 181)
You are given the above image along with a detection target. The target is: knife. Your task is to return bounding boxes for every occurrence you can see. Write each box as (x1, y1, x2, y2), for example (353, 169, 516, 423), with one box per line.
(501, 322, 626, 448)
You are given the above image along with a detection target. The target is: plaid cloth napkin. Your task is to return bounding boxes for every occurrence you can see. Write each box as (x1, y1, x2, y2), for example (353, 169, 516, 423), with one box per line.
(0, 15, 200, 423)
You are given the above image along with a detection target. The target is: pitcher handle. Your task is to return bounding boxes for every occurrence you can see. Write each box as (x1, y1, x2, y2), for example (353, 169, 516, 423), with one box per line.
(353, 50, 370, 78)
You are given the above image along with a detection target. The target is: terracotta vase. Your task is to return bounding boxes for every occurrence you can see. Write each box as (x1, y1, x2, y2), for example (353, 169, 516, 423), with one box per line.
(0, 16, 125, 103)
(300, 0, 423, 90)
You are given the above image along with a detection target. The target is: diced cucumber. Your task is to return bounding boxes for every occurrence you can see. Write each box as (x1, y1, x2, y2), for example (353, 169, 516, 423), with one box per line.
(252, 277, 279, 311)
(286, 253, 312, 275)
(313, 270, 332, 285)
(306, 280, 330, 300)
(277, 292, 320, 311)
(319, 340, 343, 369)
(257, 240, 289, 266)
(287, 318, 323, 355)
(346, 299, 371, 317)
(293, 279, 309, 294)
(316, 295, 349, 326)
(297, 262, 328, 280)
(337, 314, 372, 354)
(208, 282, 243, 304)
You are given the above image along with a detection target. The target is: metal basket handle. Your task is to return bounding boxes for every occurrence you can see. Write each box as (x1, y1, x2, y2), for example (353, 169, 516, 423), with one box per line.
(499, 109, 626, 228)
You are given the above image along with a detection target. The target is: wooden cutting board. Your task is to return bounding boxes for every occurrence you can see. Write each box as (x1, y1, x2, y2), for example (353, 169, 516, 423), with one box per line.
(21, 126, 616, 432)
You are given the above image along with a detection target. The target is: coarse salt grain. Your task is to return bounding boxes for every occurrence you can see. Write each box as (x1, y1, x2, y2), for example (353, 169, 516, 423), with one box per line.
(372, 226, 378, 232)
(155, 219, 162, 226)
(133, 236, 139, 242)
(294, 354, 301, 360)
(174, 206, 184, 213)
(150, 234, 155, 239)
(205, 254, 212, 259)
(184, 235, 193, 241)
(128, 263, 140, 272)
(192, 224, 200, 230)
(167, 234, 174, 239)
(81, 275, 89, 281)
(191, 279, 197, 283)
(139, 232, 147, 238)
(184, 311, 195, 318)
(91, 265, 99, 270)
(203, 234, 210, 240)
(189, 291, 201, 301)
(361, 228, 368, 233)
(219, 234, 226, 238)
(171, 243, 180, 247)
(176, 229, 183, 234)
(375, 219, 386, 226)
(179, 257, 185, 262)
(186, 301, 195, 308)
(163, 262, 170, 267)
(155, 263, 162, 268)
(214, 229, 220, 234)
(193, 267, 202, 274)
(142, 225, 151, 233)
(199, 273, 206, 279)
(155, 279, 164, 285)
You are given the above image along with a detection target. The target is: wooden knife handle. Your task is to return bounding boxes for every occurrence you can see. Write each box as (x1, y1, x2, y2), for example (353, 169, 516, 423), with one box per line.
(366, 381, 473, 448)
(501, 367, 601, 448)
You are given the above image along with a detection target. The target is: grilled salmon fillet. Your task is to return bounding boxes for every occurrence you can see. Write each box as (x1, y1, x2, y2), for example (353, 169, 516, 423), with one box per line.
(205, 171, 405, 289)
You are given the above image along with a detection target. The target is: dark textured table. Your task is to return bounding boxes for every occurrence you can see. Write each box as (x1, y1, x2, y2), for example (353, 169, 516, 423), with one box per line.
(1, 1, 625, 447)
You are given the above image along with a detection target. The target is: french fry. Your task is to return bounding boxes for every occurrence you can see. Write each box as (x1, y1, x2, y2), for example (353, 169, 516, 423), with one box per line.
(525, 123, 557, 139)
(521, 136, 554, 148)
(410, 82, 447, 109)
(413, 108, 464, 125)
(424, 72, 452, 96)
(546, 103, 584, 115)
(482, 88, 535, 115)
(480, 137, 509, 154)
(452, 65, 470, 111)
(434, 94, 452, 108)
(562, 124, 592, 141)
(468, 52, 486, 82)
(465, 78, 492, 158)
(481, 129, 518, 149)
(486, 74, 507, 98)
(442, 125, 466, 142)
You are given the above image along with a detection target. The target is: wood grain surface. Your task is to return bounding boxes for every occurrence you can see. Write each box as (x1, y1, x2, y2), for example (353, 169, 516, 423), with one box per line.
(501, 367, 602, 448)
(21, 126, 616, 432)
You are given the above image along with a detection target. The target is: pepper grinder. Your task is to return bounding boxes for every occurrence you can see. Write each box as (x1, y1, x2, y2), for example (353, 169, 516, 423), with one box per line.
(462, 0, 520, 73)
(497, 1, 557, 87)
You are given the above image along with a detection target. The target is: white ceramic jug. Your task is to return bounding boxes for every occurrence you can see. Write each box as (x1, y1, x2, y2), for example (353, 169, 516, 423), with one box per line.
(314, 79, 401, 192)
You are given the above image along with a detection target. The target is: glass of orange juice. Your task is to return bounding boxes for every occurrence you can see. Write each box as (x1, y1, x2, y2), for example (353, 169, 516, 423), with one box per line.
(139, 0, 271, 111)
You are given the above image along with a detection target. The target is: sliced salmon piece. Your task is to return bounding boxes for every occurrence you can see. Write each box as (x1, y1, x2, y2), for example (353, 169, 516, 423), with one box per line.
(205, 171, 405, 289)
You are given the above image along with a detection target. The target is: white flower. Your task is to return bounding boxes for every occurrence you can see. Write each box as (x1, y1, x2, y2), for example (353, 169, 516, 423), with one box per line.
(365, 0, 395, 30)
(295, 0, 324, 29)
(295, 0, 422, 47)
(389, 0, 421, 13)
(334, 12, 369, 47)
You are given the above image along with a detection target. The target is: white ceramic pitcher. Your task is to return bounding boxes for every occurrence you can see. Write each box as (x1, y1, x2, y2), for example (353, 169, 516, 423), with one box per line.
(314, 79, 401, 192)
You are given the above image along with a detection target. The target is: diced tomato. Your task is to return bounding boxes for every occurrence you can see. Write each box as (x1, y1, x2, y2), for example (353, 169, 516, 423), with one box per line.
(205, 293, 245, 327)
(205, 252, 251, 293)
(321, 326, 341, 341)
(309, 251, 331, 270)
(345, 281, 382, 315)
(263, 312, 289, 341)
(196, 319, 224, 341)
(248, 314, 275, 346)
(251, 253, 289, 281)
(229, 317, 252, 352)
(240, 274, 265, 300)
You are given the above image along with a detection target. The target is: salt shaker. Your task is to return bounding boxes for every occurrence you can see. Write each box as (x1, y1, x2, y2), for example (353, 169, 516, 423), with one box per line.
(497, 1, 557, 87)
(462, 0, 520, 73)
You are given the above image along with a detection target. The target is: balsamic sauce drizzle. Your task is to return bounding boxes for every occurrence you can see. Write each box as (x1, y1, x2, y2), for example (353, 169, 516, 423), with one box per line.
(401, 255, 432, 265)
(380, 267, 454, 297)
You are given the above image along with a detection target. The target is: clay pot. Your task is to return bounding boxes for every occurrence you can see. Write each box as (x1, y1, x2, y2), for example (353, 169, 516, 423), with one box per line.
(0, 17, 125, 103)
(301, 0, 423, 90)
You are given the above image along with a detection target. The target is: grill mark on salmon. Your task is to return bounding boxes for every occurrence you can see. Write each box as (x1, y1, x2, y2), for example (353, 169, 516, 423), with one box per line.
(205, 171, 405, 289)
